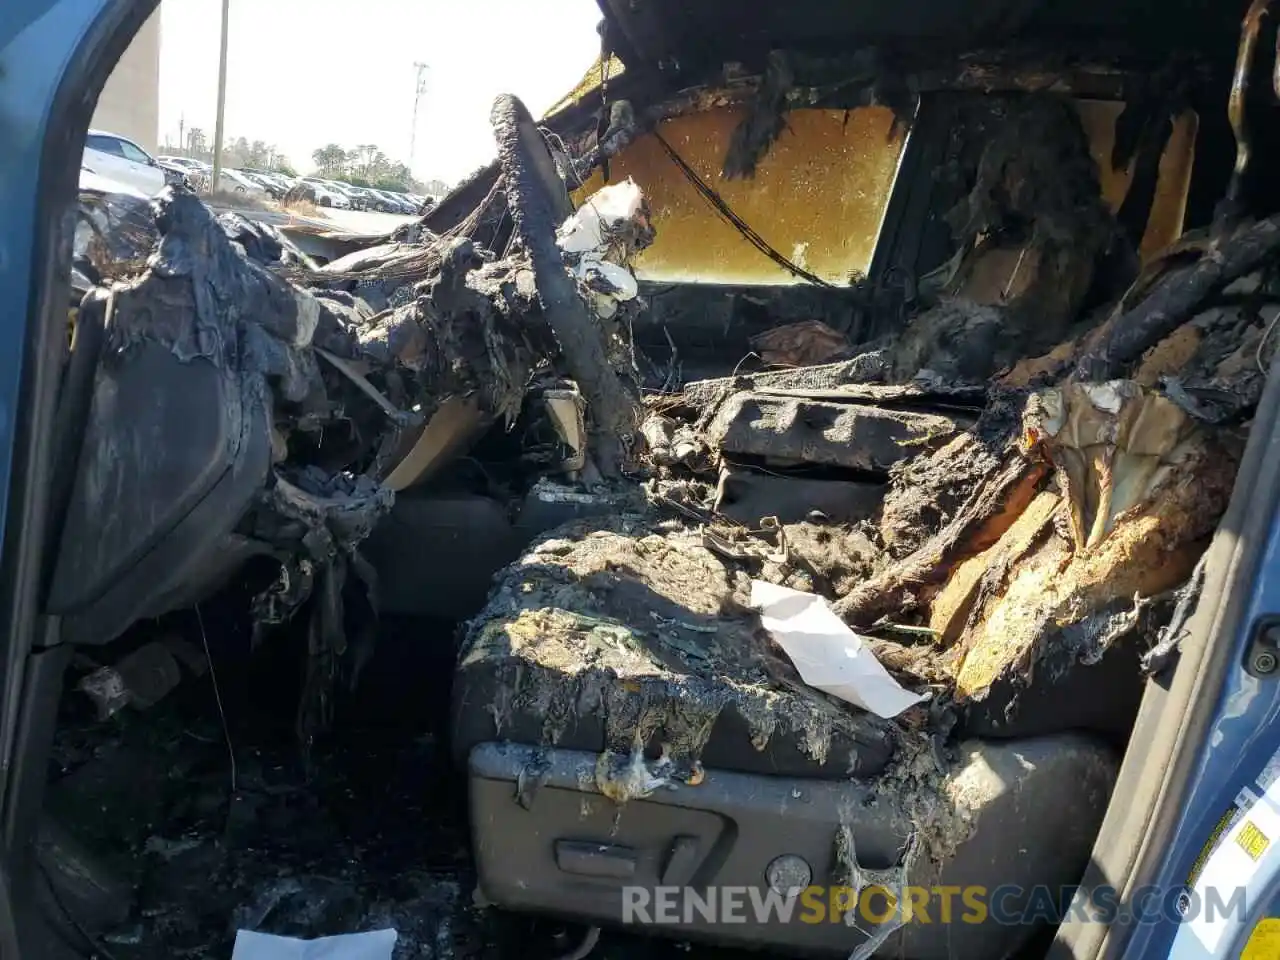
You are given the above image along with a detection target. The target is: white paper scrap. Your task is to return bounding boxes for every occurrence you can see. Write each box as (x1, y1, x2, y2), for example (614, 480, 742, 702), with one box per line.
(750, 581, 927, 718)
(556, 179, 644, 254)
(231, 929, 397, 960)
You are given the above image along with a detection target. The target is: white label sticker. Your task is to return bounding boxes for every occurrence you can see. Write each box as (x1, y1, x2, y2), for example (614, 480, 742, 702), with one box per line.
(1237, 785, 1261, 812)
(1185, 785, 1280, 952)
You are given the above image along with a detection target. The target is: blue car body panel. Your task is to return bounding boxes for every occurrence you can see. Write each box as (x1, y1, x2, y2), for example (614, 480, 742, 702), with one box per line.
(0, 0, 113, 804)
(1136, 520, 1280, 959)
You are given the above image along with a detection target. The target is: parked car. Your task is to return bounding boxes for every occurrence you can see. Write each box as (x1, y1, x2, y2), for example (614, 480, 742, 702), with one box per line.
(300, 177, 352, 209)
(156, 156, 211, 191)
(82, 129, 167, 196)
(337, 184, 377, 211)
(365, 188, 410, 214)
(214, 168, 269, 197)
(326, 181, 370, 211)
(397, 192, 434, 215)
(267, 174, 299, 197)
(77, 166, 145, 198)
(156, 155, 209, 174)
(350, 186, 394, 212)
(155, 161, 192, 190)
(373, 189, 419, 214)
(237, 171, 288, 200)
(152, 158, 192, 188)
(352, 188, 387, 212)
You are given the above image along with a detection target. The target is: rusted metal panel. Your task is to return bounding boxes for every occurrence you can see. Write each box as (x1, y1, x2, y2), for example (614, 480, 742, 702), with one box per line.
(576, 106, 909, 286)
(578, 98, 1195, 288)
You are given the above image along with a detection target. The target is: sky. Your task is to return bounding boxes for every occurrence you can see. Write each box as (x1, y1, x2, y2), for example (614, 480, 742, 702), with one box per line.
(158, 0, 603, 186)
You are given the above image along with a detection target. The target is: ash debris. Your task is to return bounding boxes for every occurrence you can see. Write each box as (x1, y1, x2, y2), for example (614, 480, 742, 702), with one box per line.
(71, 100, 652, 749)
(455, 88, 1276, 866)
(460, 514, 897, 779)
(887, 94, 1131, 383)
(54, 50, 1280, 959)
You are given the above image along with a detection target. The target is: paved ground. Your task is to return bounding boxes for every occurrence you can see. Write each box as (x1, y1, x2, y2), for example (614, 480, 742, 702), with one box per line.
(314, 208, 419, 235)
(210, 204, 417, 236)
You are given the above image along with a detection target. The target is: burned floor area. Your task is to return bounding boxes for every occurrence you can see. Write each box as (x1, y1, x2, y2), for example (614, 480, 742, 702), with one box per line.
(43, 610, 775, 959)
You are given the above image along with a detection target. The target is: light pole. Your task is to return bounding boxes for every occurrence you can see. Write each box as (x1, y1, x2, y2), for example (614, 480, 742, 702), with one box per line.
(408, 61, 429, 176)
(211, 0, 231, 193)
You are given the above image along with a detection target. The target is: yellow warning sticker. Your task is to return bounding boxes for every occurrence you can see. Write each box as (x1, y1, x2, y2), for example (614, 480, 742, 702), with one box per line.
(1242, 918, 1280, 960)
(1236, 821, 1272, 862)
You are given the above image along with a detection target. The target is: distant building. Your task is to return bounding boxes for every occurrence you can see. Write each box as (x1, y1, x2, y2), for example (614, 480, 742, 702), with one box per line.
(91, 9, 161, 152)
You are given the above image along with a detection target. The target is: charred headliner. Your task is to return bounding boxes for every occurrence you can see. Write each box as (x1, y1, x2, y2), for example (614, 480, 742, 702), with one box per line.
(597, 0, 1247, 82)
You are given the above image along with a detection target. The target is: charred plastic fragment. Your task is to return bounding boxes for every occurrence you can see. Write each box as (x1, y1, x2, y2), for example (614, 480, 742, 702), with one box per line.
(523, 76, 1266, 818)
(56, 169, 652, 743)
(885, 94, 1132, 383)
(75, 181, 158, 285)
(705, 392, 965, 473)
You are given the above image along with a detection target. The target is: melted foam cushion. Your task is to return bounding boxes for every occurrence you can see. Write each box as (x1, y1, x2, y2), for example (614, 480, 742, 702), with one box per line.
(453, 517, 896, 779)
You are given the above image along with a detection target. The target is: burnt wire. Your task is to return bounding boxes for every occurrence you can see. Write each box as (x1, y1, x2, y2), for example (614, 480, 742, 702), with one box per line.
(196, 603, 237, 795)
(650, 130, 837, 288)
(290, 174, 507, 285)
(597, 37, 614, 183)
(540, 127, 585, 189)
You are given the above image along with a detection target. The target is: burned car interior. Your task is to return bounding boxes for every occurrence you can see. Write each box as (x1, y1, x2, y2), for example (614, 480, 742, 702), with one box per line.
(32, 0, 1280, 956)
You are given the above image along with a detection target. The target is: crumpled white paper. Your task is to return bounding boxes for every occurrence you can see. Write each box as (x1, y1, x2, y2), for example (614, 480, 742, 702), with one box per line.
(577, 258, 639, 300)
(231, 929, 397, 960)
(750, 581, 926, 718)
(556, 179, 645, 312)
(556, 179, 644, 254)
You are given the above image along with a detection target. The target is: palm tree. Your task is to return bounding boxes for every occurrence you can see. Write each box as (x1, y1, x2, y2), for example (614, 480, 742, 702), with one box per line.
(355, 144, 377, 177)
(187, 127, 208, 159)
(311, 144, 347, 176)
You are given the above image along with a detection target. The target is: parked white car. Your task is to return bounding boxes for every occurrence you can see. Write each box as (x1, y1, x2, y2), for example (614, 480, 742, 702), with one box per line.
(157, 157, 213, 193)
(300, 178, 352, 209)
(83, 130, 167, 196)
(214, 168, 269, 197)
(78, 167, 146, 198)
(156, 155, 209, 173)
